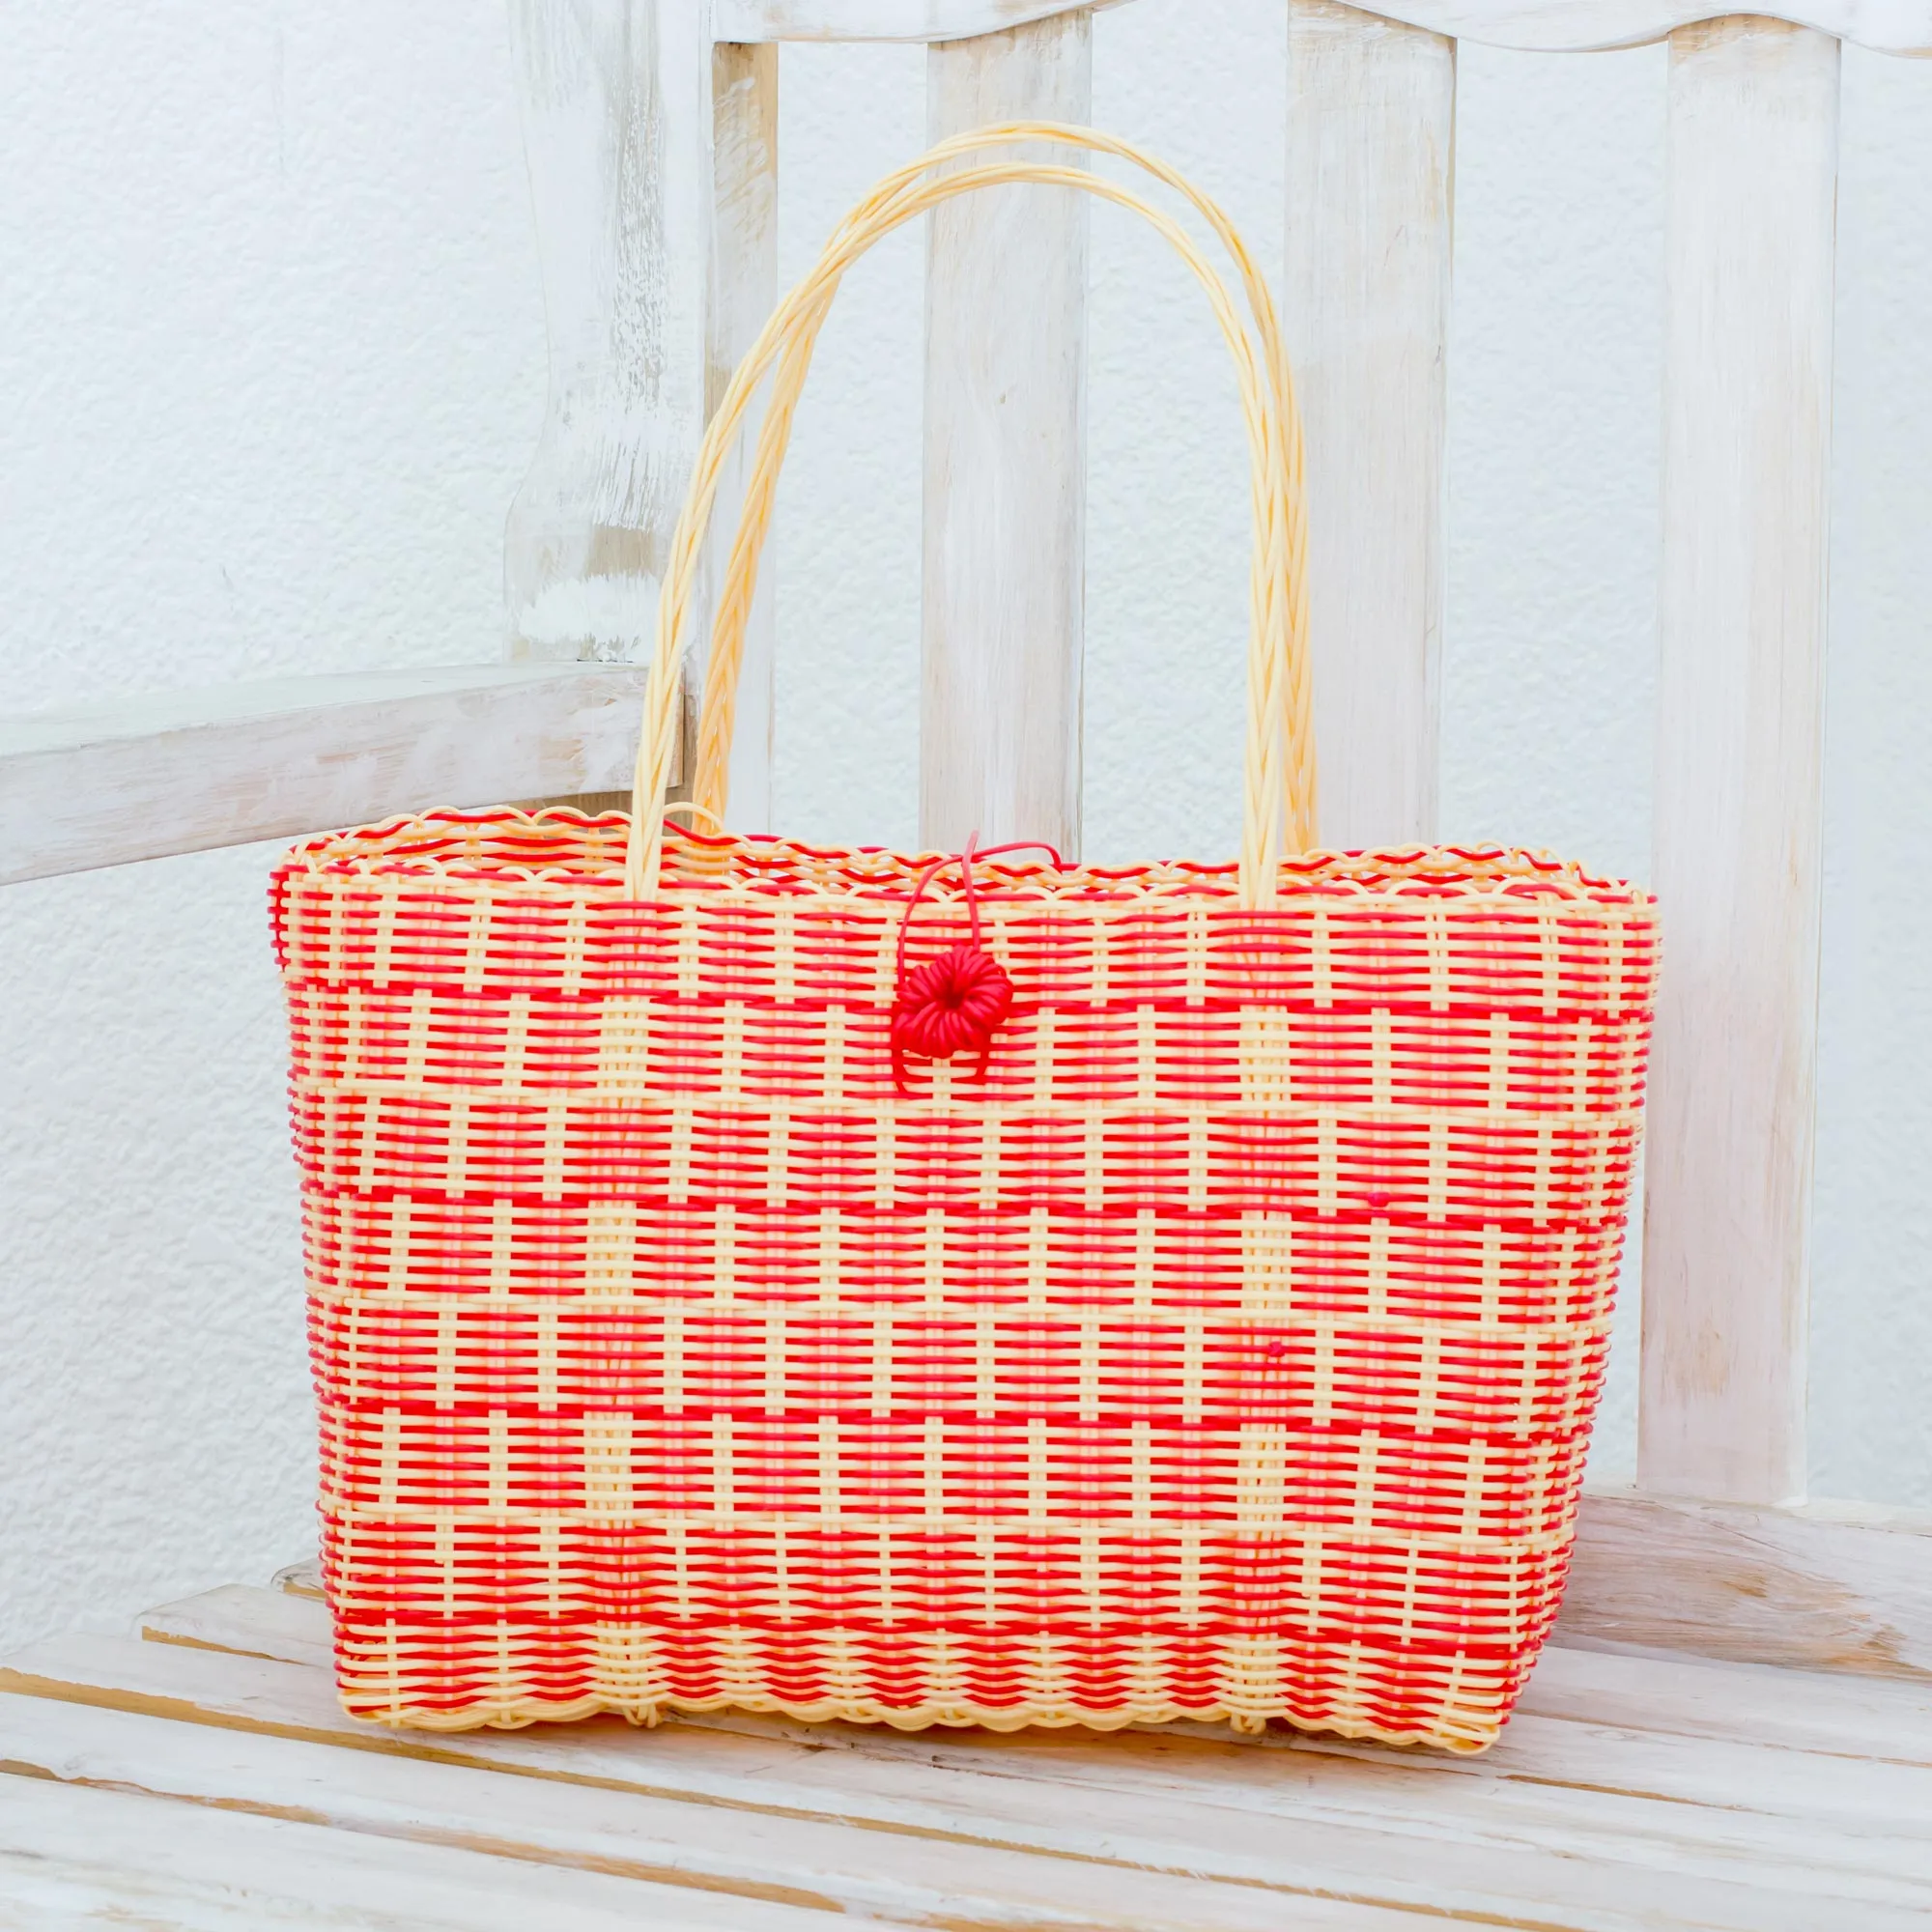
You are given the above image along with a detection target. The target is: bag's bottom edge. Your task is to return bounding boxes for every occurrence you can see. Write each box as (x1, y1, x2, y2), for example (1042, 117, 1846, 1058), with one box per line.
(338, 1685, 1502, 1754)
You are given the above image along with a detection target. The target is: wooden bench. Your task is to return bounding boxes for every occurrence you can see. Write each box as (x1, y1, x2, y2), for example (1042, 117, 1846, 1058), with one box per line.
(5, 1, 1932, 1923)
(1, 1560, 1928, 1926)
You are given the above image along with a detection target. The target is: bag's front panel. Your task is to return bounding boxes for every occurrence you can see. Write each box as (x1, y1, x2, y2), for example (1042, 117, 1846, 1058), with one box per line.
(276, 831, 1657, 1751)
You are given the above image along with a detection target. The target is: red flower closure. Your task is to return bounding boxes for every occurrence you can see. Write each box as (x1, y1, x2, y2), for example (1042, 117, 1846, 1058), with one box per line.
(892, 943, 1014, 1076)
(889, 834, 1061, 1094)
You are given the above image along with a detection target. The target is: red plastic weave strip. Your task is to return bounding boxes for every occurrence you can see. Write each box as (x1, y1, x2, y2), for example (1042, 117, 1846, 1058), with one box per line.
(273, 814, 1658, 1751)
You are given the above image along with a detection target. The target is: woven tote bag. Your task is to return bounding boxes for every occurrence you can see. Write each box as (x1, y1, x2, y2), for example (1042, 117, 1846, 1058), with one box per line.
(272, 124, 1659, 1753)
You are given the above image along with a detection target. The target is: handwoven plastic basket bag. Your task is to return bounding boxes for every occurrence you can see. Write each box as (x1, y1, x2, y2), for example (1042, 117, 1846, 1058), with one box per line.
(272, 125, 1659, 1753)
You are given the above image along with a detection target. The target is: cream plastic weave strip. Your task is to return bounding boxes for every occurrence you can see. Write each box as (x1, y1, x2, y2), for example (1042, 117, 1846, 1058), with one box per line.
(628, 123, 1315, 905)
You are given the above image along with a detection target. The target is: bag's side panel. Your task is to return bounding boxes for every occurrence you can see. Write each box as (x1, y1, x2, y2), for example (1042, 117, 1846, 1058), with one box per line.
(274, 839, 1658, 1750)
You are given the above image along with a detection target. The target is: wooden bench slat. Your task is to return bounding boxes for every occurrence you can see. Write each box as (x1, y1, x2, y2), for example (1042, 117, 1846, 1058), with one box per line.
(1525, 1643, 1932, 1765)
(0, 1694, 1437, 1932)
(707, 39, 781, 834)
(921, 14, 1091, 858)
(0, 1769, 853, 1931)
(1640, 15, 1839, 1508)
(1286, 0, 1454, 850)
(710, 0, 1932, 55)
(6, 1627, 1931, 1926)
(0, 1698, 1918, 1932)
(0, 663, 645, 885)
(267, 1483, 1932, 1697)
(1560, 1490, 1932, 1683)
(157, 1577, 1932, 1766)
(672, 1698, 1932, 1850)
(140, 1584, 335, 1672)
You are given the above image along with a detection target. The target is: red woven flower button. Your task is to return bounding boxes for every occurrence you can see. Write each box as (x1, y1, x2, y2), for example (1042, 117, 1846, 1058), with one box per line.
(891, 943, 1014, 1087)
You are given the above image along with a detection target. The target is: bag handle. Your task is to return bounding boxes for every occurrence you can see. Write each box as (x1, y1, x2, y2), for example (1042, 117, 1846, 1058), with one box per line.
(627, 123, 1315, 907)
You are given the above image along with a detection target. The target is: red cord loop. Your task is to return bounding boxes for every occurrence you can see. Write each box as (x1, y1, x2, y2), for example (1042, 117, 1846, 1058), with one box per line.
(890, 834, 1062, 1094)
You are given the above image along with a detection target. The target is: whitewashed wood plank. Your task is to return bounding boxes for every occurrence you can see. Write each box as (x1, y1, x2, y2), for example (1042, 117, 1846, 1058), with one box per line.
(232, 1508, 1932, 1708)
(1561, 1489, 1932, 1681)
(0, 1697, 1465, 1932)
(0, 1677, 1915, 1930)
(1323, 0, 1932, 53)
(0, 1838, 432, 1932)
(0, 1772, 850, 1932)
(132, 1574, 1932, 1769)
(706, 42, 781, 833)
(1285, 0, 1453, 851)
(682, 1700, 1932, 1849)
(270, 1556, 325, 1599)
(0, 663, 644, 884)
(140, 1585, 335, 1672)
(222, 1489, 1932, 1699)
(0, 1859, 395, 1932)
(1529, 1642, 1932, 1762)
(713, 0, 1932, 54)
(921, 15, 1091, 858)
(14, 1630, 1932, 1916)
(242, 1520, 1932, 1694)
(717, 0, 1116, 43)
(1639, 17, 1839, 1508)
(505, 0, 714, 666)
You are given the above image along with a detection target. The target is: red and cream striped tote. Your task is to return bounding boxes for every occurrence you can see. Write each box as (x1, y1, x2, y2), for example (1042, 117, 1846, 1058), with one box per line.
(272, 125, 1659, 1752)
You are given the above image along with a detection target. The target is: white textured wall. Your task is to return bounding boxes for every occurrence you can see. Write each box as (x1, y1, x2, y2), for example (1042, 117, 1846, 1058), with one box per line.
(3, 1, 1929, 1653)
(0, 1, 546, 1651)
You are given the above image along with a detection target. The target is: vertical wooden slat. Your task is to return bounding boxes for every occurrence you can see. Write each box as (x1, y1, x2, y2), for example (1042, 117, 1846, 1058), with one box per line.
(1284, 0, 1455, 853)
(922, 14, 1092, 859)
(709, 43, 781, 830)
(504, 1, 714, 668)
(1640, 17, 1839, 1507)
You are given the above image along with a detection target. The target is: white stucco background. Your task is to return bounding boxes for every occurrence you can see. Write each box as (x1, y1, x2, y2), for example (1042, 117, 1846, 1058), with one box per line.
(2, 2, 1928, 1652)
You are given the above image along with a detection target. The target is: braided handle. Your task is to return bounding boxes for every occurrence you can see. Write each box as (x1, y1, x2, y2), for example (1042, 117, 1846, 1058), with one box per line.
(628, 124, 1314, 907)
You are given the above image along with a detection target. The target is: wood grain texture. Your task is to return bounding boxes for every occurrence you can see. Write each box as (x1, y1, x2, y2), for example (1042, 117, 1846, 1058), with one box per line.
(0, 664, 644, 884)
(0, 1697, 1422, 1932)
(708, 42, 781, 832)
(717, 0, 1122, 43)
(505, 0, 715, 664)
(58, 1618, 1916, 1848)
(7, 1607, 1932, 1927)
(1349, 0, 1932, 49)
(140, 1585, 333, 1672)
(921, 15, 1091, 859)
(270, 1559, 326, 1601)
(713, 0, 1932, 52)
(259, 1485, 1932, 1691)
(1531, 1634, 1932, 1760)
(1286, 1, 1453, 851)
(1638, 17, 1839, 1508)
(155, 1569, 1932, 1770)
(1561, 1489, 1932, 1681)
(0, 1768, 848, 1932)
